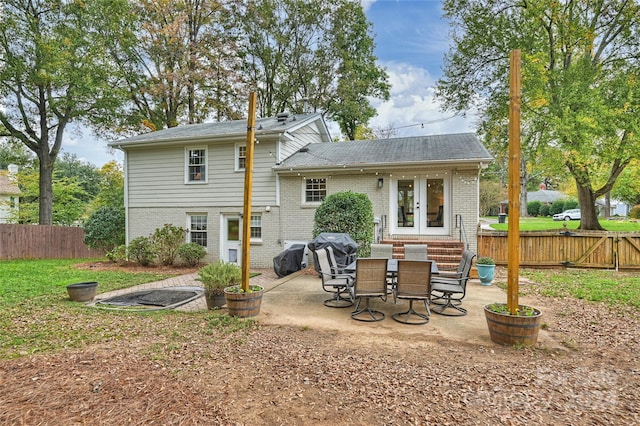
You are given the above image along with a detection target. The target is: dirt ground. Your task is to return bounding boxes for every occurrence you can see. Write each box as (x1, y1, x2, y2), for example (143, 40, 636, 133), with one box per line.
(1, 264, 639, 425)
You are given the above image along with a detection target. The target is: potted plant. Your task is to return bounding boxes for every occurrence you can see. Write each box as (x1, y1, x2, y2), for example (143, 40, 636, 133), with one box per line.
(198, 260, 241, 309)
(484, 302, 542, 346)
(476, 257, 496, 286)
(224, 283, 264, 318)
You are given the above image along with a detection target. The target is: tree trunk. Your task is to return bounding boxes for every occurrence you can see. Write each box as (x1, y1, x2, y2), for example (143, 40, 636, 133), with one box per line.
(38, 152, 55, 225)
(576, 184, 603, 230)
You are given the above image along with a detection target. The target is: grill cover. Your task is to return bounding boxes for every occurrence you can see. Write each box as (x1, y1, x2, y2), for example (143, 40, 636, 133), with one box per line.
(308, 233, 358, 273)
(273, 244, 306, 278)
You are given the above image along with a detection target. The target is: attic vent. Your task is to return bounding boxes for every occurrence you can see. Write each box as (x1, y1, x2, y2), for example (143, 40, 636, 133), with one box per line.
(277, 112, 290, 123)
(298, 147, 309, 153)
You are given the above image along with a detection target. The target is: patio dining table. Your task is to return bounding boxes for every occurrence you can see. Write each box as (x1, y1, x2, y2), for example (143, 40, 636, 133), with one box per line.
(345, 258, 439, 275)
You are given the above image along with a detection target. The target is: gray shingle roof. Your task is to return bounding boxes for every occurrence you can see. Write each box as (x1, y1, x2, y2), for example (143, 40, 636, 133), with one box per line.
(274, 133, 492, 170)
(109, 113, 325, 146)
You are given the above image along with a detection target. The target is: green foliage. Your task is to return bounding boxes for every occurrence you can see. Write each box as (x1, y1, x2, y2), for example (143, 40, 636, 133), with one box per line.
(91, 161, 124, 212)
(479, 178, 504, 216)
(83, 206, 126, 252)
(55, 153, 101, 201)
(177, 243, 207, 267)
(106, 245, 127, 265)
(527, 200, 541, 217)
(489, 216, 640, 232)
(313, 191, 373, 257)
(198, 260, 242, 296)
(486, 303, 539, 317)
(150, 224, 187, 266)
(550, 200, 566, 216)
(437, 0, 640, 230)
(539, 204, 551, 217)
(206, 312, 256, 335)
(564, 199, 579, 210)
(629, 205, 640, 220)
(476, 257, 495, 265)
(128, 236, 155, 267)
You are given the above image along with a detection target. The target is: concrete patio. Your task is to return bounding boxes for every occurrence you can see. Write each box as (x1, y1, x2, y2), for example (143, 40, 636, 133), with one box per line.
(92, 268, 561, 349)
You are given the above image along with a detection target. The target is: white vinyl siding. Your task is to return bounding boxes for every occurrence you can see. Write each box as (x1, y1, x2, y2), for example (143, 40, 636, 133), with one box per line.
(125, 141, 278, 208)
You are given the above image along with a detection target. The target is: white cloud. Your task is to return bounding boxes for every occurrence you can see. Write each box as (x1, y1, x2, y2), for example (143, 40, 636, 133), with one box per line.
(368, 61, 477, 137)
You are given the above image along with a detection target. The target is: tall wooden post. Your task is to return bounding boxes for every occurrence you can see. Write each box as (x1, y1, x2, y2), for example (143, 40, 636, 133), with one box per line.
(507, 50, 521, 314)
(241, 92, 257, 292)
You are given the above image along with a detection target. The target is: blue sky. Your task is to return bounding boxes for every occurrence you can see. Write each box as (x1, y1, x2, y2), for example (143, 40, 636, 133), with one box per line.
(64, 0, 475, 167)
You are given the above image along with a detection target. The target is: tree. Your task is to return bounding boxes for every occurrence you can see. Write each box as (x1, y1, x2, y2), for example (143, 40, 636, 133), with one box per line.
(0, 139, 33, 169)
(83, 206, 126, 252)
(91, 161, 125, 211)
(437, 0, 640, 230)
(612, 161, 640, 207)
(0, 0, 133, 224)
(55, 153, 101, 202)
(13, 167, 88, 225)
(235, 0, 389, 138)
(107, 0, 243, 131)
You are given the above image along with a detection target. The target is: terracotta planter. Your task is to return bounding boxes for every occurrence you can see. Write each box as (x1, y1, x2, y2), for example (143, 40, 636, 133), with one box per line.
(205, 293, 226, 309)
(67, 282, 98, 302)
(224, 285, 264, 318)
(484, 304, 542, 346)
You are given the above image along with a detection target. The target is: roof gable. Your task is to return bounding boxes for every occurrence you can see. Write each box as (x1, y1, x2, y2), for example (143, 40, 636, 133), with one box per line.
(109, 113, 330, 147)
(274, 133, 492, 171)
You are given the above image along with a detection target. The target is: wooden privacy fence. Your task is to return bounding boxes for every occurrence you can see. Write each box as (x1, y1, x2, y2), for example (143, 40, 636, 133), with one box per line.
(0, 224, 104, 260)
(478, 230, 640, 270)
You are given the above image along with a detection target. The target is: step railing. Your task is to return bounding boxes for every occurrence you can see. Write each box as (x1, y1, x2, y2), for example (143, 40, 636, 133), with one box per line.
(455, 214, 470, 250)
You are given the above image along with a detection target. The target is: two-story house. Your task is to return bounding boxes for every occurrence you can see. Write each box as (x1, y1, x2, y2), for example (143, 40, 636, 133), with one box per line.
(110, 113, 492, 268)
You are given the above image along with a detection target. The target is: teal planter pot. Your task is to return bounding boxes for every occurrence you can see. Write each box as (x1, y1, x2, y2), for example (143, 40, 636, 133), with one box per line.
(476, 264, 495, 286)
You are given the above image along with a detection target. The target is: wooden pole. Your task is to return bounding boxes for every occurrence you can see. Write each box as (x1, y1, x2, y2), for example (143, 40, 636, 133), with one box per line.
(241, 92, 257, 292)
(507, 50, 521, 314)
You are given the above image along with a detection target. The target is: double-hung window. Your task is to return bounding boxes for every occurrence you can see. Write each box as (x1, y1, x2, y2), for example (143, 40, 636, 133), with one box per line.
(250, 215, 262, 241)
(186, 147, 207, 183)
(236, 144, 246, 171)
(188, 214, 208, 247)
(304, 178, 326, 203)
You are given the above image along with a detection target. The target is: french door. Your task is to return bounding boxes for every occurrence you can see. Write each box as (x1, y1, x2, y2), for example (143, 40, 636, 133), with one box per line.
(392, 176, 448, 235)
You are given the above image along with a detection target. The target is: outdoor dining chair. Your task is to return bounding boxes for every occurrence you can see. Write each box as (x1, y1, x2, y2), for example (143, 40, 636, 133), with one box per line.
(392, 260, 433, 324)
(315, 247, 354, 308)
(403, 244, 428, 261)
(370, 243, 393, 259)
(430, 249, 476, 316)
(350, 258, 388, 322)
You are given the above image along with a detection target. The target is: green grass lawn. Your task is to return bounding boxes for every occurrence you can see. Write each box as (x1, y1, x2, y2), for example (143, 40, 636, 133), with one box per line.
(487, 216, 640, 232)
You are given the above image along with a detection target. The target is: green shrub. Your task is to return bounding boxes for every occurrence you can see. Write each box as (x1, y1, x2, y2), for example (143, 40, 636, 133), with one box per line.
(630, 205, 640, 219)
(550, 200, 566, 215)
(128, 236, 155, 266)
(539, 204, 551, 217)
(527, 200, 541, 216)
(177, 242, 207, 267)
(106, 244, 127, 265)
(150, 224, 186, 265)
(564, 199, 579, 209)
(198, 260, 242, 296)
(83, 206, 125, 252)
(313, 191, 373, 257)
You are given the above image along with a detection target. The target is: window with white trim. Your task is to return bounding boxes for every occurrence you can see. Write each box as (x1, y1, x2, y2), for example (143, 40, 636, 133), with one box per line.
(188, 214, 207, 247)
(250, 215, 262, 240)
(186, 148, 206, 182)
(304, 178, 326, 203)
(236, 144, 246, 171)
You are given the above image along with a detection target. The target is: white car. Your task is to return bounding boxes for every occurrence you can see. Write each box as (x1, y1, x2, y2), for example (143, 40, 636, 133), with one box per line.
(553, 209, 581, 221)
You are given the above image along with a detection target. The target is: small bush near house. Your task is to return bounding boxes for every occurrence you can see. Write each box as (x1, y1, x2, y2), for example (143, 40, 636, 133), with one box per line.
(150, 224, 187, 266)
(630, 205, 640, 219)
(177, 242, 207, 267)
(313, 191, 374, 257)
(128, 236, 155, 266)
(106, 244, 127, 265)
(527, 200, 541, 216)
(83, 206, 125, 252)
(539, 204, 551, 217)
(564, 199, 579, 209)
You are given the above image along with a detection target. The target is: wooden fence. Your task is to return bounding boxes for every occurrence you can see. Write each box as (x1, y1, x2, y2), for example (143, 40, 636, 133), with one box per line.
(0, 224, 104, 260)
(478, 229, 640, 270)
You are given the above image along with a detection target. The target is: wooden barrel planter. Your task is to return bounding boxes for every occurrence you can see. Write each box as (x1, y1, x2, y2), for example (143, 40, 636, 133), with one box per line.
(224, 285, 264, 318)
(67, 282, 99, 302)
(484, 304, 542, 346)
